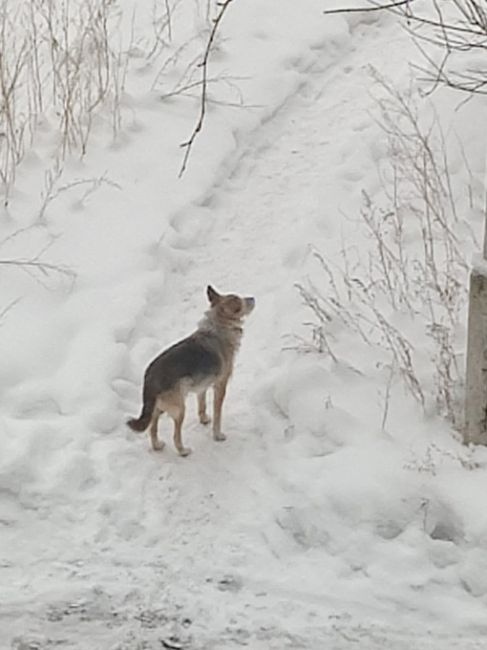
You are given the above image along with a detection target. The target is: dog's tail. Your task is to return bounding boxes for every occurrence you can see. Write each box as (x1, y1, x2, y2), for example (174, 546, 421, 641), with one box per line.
(127, 386, 156, 432)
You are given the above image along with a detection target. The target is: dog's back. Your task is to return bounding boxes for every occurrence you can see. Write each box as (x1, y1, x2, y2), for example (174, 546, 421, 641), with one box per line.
(146, 332, 223, 394)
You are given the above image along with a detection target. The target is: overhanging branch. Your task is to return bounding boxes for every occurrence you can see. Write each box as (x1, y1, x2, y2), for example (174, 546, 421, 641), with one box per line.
(178, 0, 236, 177)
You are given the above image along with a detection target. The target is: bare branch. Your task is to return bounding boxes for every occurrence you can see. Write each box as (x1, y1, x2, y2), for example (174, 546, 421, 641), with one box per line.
(323, 0, 415, 16)
(0, 296, 22, 323)
(178, 0, 236, 177)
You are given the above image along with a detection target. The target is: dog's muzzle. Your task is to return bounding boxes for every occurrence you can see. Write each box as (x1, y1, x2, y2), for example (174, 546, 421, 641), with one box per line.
(245, 296, 255, 313)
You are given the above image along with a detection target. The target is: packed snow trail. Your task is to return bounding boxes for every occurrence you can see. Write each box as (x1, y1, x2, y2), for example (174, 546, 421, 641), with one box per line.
(3, 9, 487, 650)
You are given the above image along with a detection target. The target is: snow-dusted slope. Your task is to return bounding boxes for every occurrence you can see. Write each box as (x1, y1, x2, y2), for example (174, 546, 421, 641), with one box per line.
(2, 3, 487, 648)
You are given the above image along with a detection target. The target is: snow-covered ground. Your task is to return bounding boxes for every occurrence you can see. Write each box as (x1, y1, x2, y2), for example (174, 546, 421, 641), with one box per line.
(2, 1, 487, 648)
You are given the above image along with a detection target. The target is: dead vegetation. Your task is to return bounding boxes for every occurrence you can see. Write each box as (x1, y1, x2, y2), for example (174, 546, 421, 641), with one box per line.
(296, 71, 479, 426)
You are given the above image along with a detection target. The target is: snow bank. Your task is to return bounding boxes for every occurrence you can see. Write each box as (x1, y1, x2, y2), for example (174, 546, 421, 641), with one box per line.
(247, 3, 487, 637)
(3, 1, 487, 647)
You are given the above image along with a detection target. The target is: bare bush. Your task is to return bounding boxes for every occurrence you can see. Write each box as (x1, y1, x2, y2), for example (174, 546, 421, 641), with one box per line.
(38, 156, 120, 221)
(0, 0, 130, 204)
(0, 226, 75, 290)
(400, 0, 487, 97)
(147, 0, 183, 61)
(324, 1, 487, 99)
(297, 74, 478, 425)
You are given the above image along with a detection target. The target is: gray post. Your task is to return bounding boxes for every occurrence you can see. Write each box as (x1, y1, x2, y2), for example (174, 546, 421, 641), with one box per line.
(464, 140, 487, 444)
(464, 269, 487, 444)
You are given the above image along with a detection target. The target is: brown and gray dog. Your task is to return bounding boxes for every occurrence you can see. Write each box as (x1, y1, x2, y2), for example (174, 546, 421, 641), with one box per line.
(127, 286, 255, 456)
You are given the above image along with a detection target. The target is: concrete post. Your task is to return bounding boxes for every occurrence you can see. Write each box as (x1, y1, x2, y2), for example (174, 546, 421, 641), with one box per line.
(464, 134, 487, 445)
(464, 269, 487, 444)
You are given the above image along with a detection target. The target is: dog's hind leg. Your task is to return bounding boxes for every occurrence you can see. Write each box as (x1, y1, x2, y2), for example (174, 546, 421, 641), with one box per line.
(149, 408, 165, 451)
(197, 391, 211, 425)
(169, 400, 191, 457)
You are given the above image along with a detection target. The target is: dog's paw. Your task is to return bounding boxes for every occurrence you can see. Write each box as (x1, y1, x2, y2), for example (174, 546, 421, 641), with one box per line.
(199, 414, 211, 425)
(178, 447, 192, 457)
(152, 440, 165, 451)
(213, 432, 227, 442)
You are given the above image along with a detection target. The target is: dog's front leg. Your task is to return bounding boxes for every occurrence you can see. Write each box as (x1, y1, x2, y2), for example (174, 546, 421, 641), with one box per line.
(213, 379, 228, 441)
(198, 391, 211, 425)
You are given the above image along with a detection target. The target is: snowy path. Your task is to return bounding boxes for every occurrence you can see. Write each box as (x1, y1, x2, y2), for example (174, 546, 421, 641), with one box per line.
(3, 12, 486, 650)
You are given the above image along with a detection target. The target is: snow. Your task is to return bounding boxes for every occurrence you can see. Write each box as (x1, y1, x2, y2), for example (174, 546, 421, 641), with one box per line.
(2, 1, 487, 648)
(472, 254, 487, 276)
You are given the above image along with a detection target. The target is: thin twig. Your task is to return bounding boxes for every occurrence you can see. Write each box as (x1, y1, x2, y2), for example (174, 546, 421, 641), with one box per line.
(178, 0, 236, 177)
(0, 258, 73, 276)
(323, 0, 414, 16)
(0, 296, 22, 323)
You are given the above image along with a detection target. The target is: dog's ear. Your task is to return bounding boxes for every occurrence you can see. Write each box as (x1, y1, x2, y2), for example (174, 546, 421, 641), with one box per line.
(207, 285, 220, 305)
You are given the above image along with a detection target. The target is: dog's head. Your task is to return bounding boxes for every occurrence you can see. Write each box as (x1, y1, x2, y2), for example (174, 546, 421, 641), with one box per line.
(207, 285, 255, 323)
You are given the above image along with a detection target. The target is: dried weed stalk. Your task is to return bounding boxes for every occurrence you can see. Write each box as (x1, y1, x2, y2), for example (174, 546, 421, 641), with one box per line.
(297, 76, 477, 425)
(0, 0, 129, 204)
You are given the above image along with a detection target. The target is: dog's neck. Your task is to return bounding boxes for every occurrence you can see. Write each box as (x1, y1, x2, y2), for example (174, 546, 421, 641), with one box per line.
(198, 310, 243, 353)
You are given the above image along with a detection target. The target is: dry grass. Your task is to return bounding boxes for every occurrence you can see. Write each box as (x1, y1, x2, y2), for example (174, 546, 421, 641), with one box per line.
(296, 72, 479, 427)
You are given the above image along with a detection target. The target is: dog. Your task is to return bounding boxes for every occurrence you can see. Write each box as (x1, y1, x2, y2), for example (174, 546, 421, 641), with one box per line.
(127, 285, 255, 456)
